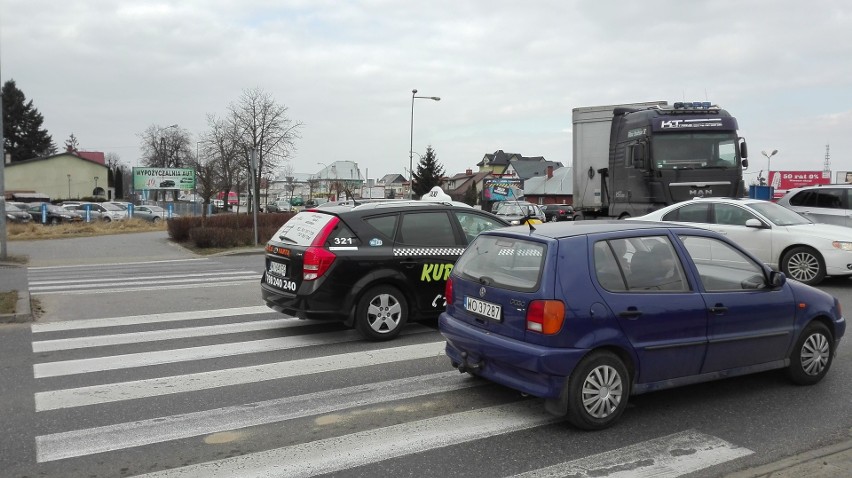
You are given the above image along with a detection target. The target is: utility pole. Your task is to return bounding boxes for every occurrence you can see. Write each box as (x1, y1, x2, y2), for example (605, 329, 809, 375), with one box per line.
(1, 90, 7, 261)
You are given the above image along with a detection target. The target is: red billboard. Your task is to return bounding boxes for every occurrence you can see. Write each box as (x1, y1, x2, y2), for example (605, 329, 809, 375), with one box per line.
(768, 171, 831, 198)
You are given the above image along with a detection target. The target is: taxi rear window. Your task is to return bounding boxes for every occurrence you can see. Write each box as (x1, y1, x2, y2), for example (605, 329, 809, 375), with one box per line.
(272, 211, 337, 246)
(454, 235, 545, 292)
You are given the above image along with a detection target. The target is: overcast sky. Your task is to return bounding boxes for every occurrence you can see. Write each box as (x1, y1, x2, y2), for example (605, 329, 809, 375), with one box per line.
(3, 0, 851, 183)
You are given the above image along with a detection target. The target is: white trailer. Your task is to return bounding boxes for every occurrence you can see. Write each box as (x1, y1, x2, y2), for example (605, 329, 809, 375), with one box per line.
(572, 101, 667, 213)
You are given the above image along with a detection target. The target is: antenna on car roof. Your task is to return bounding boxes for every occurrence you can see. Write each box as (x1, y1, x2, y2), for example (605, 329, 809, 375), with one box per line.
(506, 187, 536, 233)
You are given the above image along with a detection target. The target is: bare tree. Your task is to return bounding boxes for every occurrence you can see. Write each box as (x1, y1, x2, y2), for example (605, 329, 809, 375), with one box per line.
(138, 125, 193, 201)
(203, 113, 243, 211)
(229, 87, 302, 213)
(188, 144, 218, 219)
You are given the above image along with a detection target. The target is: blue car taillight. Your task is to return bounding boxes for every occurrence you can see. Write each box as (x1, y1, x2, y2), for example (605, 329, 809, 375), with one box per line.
(526, 300, 565, 335)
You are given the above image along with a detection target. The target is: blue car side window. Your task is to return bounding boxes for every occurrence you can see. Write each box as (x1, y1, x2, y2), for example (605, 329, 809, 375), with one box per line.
(679, 235, 767, 291)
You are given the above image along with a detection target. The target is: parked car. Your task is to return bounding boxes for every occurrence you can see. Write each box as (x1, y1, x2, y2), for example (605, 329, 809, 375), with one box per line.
(105, 201, 133, 219)
(494, 201, 546, 225)
(66, 202, 125, 222)
(629, 197, 852, 285)
(62, 204, 108, 222)
(261, 201, 510, 340)
(5, 202, 32, 223)
(776, 184, 852, 228)
(135, 205, 179, 219)
(26, 203, 83, 224)
(541, 204, 575, 222)
(159, 180, 176, 188)
(439, 220, 845, 430)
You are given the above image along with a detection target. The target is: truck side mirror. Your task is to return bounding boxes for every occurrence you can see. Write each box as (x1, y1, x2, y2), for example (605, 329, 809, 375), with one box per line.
(739, 138, 748, 161)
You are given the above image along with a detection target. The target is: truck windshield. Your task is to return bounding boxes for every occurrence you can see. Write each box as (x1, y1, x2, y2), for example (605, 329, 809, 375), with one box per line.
(652, 133, 739, 170)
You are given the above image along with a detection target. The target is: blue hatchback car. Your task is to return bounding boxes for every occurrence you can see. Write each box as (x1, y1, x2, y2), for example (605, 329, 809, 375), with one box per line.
(439, 221, 845, 430)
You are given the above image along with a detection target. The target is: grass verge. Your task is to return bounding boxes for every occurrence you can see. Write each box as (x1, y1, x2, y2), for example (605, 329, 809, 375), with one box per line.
(7, 219, 166, 241)
(0, 291, 18, 315)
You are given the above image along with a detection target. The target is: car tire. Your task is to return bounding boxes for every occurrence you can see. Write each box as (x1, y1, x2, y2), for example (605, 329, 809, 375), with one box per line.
(787, 322, 834, 385)
(103, 217, 112, 222)
(49, 217, 60, 225)
(566, 351, 631, 430)
(781, 246, 825, 285)
(152, 216, 161, 224)
(354, 285, 408, 341)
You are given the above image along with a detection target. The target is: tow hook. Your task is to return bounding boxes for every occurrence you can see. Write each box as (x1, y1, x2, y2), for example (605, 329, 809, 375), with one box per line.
(457, 352, 482, 373)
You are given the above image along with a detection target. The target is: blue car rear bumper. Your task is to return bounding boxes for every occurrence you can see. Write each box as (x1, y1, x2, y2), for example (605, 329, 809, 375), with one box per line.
(439, 313, 590, 400)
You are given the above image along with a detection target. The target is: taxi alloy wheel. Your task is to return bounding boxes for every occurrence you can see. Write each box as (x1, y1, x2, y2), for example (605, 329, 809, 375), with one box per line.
(355, 285, 408, 341)
(787, 322, 833, 385)
(566, 351, 630, 430)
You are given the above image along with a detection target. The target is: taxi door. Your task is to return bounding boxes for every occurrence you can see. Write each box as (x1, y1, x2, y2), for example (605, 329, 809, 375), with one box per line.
(394, 211, 464, 316)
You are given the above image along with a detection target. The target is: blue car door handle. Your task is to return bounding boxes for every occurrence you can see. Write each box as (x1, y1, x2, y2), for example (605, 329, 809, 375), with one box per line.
(618, 309, 642, 319)
(709, 305, 728, 314)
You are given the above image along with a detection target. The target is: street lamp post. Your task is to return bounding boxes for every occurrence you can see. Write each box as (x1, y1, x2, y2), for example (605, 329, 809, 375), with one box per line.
(409, 89, 440, 198)
(67, 174, 71, 198)
(761, 149, 778, 186)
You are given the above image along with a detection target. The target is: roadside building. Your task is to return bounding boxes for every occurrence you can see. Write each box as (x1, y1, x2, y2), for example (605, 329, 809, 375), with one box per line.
(3, 151, 110, 201)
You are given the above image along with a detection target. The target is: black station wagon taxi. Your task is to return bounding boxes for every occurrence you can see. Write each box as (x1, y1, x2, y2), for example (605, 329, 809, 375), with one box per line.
(261, 200, 509, 340)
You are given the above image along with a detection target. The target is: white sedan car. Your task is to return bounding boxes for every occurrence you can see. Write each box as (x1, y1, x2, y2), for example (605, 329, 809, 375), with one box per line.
(629, 197, 852, 285)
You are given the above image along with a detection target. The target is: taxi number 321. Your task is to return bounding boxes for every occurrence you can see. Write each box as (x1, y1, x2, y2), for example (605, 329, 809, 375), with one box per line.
(264, 272, 297, 292)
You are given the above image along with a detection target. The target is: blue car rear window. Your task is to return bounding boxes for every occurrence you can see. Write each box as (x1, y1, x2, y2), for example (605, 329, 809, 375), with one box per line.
(454, 236, 545, 291)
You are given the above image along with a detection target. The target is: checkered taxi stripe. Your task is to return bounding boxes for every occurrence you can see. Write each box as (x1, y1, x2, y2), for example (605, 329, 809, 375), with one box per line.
(497, 248, 542, 256)
(393, 247, 465, 257)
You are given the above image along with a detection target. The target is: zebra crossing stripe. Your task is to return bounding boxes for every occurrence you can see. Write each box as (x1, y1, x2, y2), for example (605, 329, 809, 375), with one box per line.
(34, 325, 433, 378)
(509, 429, 753, 478)
(32, 318, 306, 352)
(136, 400, 561, 478)
(34, 341, 447, 411)
(33, 280, 263, 296)
(28, 270, 258, 286)
(36, 371, 483, 462)
(29, 273, 260, 291)
(31, 306, 273, 333)
(27, 258, 209, 270)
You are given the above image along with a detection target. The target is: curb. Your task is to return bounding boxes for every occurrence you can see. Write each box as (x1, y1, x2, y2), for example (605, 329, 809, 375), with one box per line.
(726, 438, 852, 478)
(0, 289, 32, 323)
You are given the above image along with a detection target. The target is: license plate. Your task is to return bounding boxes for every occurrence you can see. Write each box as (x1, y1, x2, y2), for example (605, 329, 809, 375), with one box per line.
(267, 261, 287, 277)
(464, 296, 502, 321)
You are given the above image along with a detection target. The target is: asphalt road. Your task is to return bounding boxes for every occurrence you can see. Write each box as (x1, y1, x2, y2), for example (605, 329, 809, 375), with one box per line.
(1, 231, 850, 477)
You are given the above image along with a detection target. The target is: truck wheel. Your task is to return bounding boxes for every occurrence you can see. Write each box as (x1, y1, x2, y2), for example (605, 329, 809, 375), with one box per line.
(355, 285, 408, 341)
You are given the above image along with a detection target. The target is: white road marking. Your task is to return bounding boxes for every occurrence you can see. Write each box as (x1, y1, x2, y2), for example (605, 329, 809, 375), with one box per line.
(36, 372, 482, 462)
(31, 306, 273, 333)
(510, 429, 753, 478)
(34, 325, 433, 377)
(28, 270, 257, 286)
(34, 341, 447, 411)
(32, 318, 305, 352)
(27, 258, 212, 270)
(136, 400, 561, 478)
(32, 280, 262, 295)
(29, 273, 261, 291)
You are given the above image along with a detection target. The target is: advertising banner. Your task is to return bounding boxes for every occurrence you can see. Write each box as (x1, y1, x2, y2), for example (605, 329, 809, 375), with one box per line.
(133, 167, 196, 190)
(483, 178, 522, 201)
(835, 171, 852, 184)
(768, 170, 831, 198)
